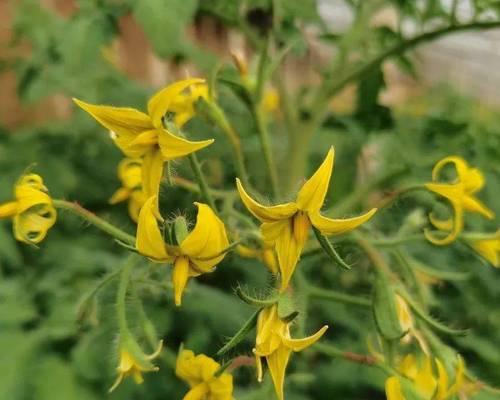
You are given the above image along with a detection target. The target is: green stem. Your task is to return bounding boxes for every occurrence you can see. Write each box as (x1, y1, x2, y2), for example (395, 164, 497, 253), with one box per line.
(252, 105, 279, 197)
(367, 233, 425, 247)
(314, 343, 378, 366)
(117, 257, 135, 334)
(307, 285, 371, 307)
(53, 199, 135, 245)
(171, 176, 234, 198)
(188, 153, 216, 210)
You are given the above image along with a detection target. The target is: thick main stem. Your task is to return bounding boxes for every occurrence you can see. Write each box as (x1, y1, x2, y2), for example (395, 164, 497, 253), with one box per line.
(53, 199, 135, 245)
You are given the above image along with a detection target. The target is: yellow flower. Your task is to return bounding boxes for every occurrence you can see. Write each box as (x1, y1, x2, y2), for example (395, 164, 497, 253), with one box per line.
(0, 174, 57, 244)
(176, 349, 233, 400)
(168, 83, 209, 127)
(237, 243, 278, 275)
(109, 339, 163, 392)
(470, 231, 500, 267)
(136, 196, 229, 306)
(261, 87, 280, 114)
(236, 147, 377, 291)
(425, 156, 494, 245)
(254, 304, 328, 400)
(109, 158, 148, 222)
(385, 354, 465, 400)
(73, 78, 214, 205)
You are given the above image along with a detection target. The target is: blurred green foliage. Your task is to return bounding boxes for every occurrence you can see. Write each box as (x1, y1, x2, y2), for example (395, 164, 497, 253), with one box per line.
(1, 0, 500, 399)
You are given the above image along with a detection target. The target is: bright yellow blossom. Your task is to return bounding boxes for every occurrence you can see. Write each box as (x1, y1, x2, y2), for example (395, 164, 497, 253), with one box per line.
(425, 156, 494, 245)
(168, 83, 209, 127)
(109, 158, 147, 222)
(385, 354, 465, 400)
(136, 196, 229, 306)
(0, 174, 56, 244)
(176, 349, 233, 400)
(254, 304, 328, 400)
(73, 79, 214, 207)
(109, 340, 163, 392)
(470, 231, 500, 267)
(236, 147, 377, 291)
(237, 243, 278, 274)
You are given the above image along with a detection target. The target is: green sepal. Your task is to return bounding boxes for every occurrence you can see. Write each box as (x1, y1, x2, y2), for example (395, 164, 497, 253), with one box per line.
(372, 271, 406, 340)
(277, 292, 296, 319)
(173, 216, 189, 245)
(235, 285, 278, 307)
(216, 308, 261, 357)
(313, 227, 351, 270)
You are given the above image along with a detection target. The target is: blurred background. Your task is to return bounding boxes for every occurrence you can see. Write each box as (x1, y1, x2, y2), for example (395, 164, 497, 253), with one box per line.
(1, 1, 500, 400)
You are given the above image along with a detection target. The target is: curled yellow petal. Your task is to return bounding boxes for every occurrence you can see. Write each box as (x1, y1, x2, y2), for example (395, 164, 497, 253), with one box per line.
(282, 325, 328, 352)
(424, 204, 463, 246)
(136, 196, 169, 261)
(309, 208, 377, 236)
(173, 256, 190, 306)
(428, 213, 453, 231)
(0, 201, 18, 218)
(157, 129, 213, 161)
(13, 204, 57, 244)
(147, 78, 205, 129)
(296, 146, 334, 213)
(266, 345, 292, 400)
(385, 376, 404, 400)
(180, 203, 229, 272)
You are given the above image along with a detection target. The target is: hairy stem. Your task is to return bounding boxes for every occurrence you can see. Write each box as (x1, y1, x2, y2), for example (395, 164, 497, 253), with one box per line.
(188, 153, 216, 210)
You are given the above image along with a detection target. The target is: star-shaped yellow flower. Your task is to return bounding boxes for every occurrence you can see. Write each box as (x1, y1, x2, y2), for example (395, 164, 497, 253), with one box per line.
(254, 304, 328, 400)
(109, 158, 147, 222)
(425, 156, 494, 245)
(74, 79, 213, 206)
(109, 339, 163, 392)
(0, 174, 57, 244)
(385, 354, 465, 400)
(176, 349, 233, 400)
(136, 196, 229, 306)
(470, 231, 500, 267)
(236, 147, 377, 291)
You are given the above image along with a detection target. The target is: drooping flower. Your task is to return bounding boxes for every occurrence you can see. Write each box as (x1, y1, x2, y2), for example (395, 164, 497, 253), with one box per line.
(254, 304, 328, 400)
(74, 79, 214, 205)
(385, 354, 465, 400)
(237, 147, 377, 291)
(136, 196, 229, 306)
(176, 348, 233, 400)
(109, 158, 147, 222)
(109, 338, 163, 392)
(237, 242, 278, 275)
(469, 231, 500, 267)
(425, 156, 494, 245)
(0, 173, 57, 244)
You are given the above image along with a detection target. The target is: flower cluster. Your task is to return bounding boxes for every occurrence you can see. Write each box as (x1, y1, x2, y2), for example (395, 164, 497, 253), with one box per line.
(2, 76, 498, 400)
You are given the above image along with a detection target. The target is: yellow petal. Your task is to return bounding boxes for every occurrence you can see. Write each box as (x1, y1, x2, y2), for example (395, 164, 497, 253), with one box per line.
(436, 358, 451, 400)
(180, 203, 229, 272)
(123, 129, 158, 157)
(208, 373, 233, 400)
(142, 149, 164, 200)
(183, 383, 210, 400)
(236, 178, 298, 223)
(236, 244, 260, 259)
(268, 219, 303, 292)
(132, 369, 144, 384)
(109, 187, 131, 204)
(173, 256, 190, 306)
(117, 158, 143, 189)
(13, 204, 57, 244)
(157, 129, 213, 161)
(385, 376, 404, 400)
(128, 191, 147, 223)
(282, 325, 328, 352)
(136, 197, 169, 260)
(176, 349, 201, 385)
(472, 237, 500, 267)
(309, 208, 377, 236)
(296, 147, 334, 213)
(73, 98, 152, 151)
(428, 213, 453, 232)
(262, 247, 279, 275)
(0, 201, 18, 218)
(415, 357, 437, 398)
(462, 195, 495, 219)
(15, 185, 52, 214)
(425, 204, 463, 246)
(267, 346, 292, 400)
(432, 156, 485, 193)
(425, 182, 462, 203)
(147, 78, 205, 129)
